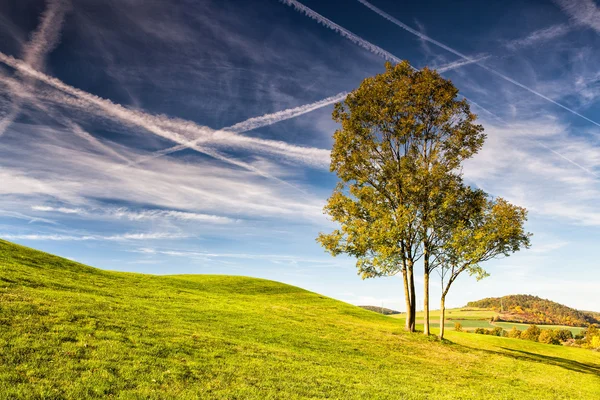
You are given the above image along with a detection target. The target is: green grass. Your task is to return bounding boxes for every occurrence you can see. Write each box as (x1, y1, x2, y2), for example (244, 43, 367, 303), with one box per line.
(1, 239, 599, 399)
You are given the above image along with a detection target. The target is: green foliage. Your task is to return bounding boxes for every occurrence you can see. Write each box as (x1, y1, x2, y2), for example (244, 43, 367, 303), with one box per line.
(474, 327, 506, 337)
(359, 306, 401, 315)
(1, 240, 600, 399)
(467, 295, 599, 327)
(522, 325, 542, 342)
(318, 61, 485, 279)
(555, 329, 574, 342)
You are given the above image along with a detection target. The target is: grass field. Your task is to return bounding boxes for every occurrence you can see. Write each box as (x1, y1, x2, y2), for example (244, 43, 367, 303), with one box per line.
(1, 239, 599, 399)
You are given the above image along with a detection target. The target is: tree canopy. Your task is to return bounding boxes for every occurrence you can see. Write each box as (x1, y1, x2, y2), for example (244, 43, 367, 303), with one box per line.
(317, 61, 530, 335)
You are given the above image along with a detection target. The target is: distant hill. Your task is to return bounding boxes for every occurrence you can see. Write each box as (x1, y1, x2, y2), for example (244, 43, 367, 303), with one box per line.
(359, 305, 401, 315)
(467, 295, 600, 327)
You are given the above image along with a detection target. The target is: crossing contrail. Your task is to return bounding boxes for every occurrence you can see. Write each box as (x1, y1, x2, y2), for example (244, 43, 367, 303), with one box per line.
(0, 0, 71, 137)
(355, 0, 600, 128)
(278, 0, 401, 63)
(129, 91, 347, 167)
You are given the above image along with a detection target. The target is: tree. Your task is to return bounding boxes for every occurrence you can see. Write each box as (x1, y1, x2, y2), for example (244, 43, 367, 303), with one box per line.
(436, 193, 531, 339)
(317, 61, 485, 333)
(522, 325, 542, 341)
(508, 327, 522, 339)
(538, 330, 560, 345)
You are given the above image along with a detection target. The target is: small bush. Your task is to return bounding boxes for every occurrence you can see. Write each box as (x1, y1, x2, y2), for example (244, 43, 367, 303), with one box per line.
(555, 329, 573, 342)
(538, 330, 560, 345)
(508, 327, 521, 339)
(521, 325, 541, 342)
(490, 327, 506, 337)
(474, 328, 486, 335)
(454, 322, 463, 332)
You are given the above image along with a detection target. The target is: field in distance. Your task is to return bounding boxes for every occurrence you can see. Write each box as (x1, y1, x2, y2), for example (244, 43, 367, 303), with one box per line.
(1, 240, 599, 399)
(389, 308, 587, 335)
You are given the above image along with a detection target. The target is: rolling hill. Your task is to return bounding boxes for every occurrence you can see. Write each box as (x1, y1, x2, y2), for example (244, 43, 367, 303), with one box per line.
(1, 239, 599, 399)
(467, 295, 600, 327)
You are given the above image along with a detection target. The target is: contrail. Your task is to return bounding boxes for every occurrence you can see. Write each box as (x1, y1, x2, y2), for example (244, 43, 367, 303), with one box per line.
(130, 92, 347, 167)
(436, 56, 489, 73)
(0, 52, 330, 169)
(0, 0, 71, 137)
(0, 73, 132, 163)
(226, 91, 348, 133)
(22, 0, 71, 71)
(0, 52, 322, 195)
(536, 141, 599, 178)
(355, 0, 600, 128)
(278, 0, 401, 63)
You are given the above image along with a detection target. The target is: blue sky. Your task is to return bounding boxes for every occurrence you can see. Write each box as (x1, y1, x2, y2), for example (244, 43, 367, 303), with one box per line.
(1, 0, 599, 312)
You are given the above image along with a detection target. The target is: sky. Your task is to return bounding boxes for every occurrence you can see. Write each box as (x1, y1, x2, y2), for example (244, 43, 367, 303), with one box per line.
(1, 0, 599, 312)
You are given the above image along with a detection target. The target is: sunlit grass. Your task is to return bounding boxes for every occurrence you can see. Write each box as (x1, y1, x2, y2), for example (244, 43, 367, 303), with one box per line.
(1, 240, 599, 399)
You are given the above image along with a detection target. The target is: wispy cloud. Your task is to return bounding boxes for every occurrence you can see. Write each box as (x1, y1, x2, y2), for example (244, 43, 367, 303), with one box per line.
(554, 0, 600, 32)
(0, 209, 56, 225)
(355, 0, 600, 128)
(33, 205, 237, 224)
(0, 52, 331, 173)
(0, 0, 70, 136)
(1, 232, 187, 241)
(504, 24, 571, 50)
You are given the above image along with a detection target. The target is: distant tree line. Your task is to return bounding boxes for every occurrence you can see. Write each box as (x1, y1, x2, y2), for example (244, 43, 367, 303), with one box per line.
(318, 61, 531, 339)
(467, 295, 600, 327)
(474, 324, 600, 350)
(359, 306, 401, 315)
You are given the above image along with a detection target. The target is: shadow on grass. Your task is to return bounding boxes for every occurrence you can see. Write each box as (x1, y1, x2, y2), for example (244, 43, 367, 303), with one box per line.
(497, 348, 600, 376)
(450, 340, 600, 376)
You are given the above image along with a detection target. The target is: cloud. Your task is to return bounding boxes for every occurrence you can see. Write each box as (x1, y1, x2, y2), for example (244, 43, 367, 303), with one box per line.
(1, 232, 186, 241)
(504, 24, 571, 50)
(0, 0, 70, 136)
(463, 116, 600, 226)
(355, 0, 600, 128)
(0, 123, 326, 224)
(0, 52, 331, 173)
(554, 0, 600, 32)
(32, 205, 237, 224)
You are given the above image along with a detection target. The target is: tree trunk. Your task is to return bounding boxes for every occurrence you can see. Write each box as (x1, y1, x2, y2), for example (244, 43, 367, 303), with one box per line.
(424, 270, 430, 335)
(439, 295, 446, 340)
(401, 268, 412, 332)
(407, 262, 416, 332)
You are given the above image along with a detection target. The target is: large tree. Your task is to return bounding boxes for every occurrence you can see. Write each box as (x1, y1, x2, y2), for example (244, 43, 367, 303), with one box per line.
(317, 61, 485, 333)
(436, 193, 531, 339)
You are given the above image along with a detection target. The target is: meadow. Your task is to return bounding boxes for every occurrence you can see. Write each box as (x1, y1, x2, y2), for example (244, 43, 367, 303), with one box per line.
(1, 239, 599, 399)
(391, 309, 587, 335)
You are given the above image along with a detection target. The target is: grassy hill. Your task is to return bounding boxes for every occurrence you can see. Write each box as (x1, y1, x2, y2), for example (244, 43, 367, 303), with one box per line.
(1, 239, 599, 399)
(468, 295, 600, 327)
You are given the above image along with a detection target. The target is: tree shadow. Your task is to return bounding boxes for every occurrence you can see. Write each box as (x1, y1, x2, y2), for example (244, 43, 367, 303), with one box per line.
(450, 341, 600, 376)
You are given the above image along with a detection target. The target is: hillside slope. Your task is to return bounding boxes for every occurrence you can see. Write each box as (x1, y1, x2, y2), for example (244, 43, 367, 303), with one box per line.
(1, 240, 599, 399)
(468, 295, 600, 327)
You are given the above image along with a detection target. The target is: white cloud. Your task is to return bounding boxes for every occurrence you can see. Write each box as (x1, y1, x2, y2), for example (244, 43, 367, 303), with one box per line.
(504, 24, 571, 50)
(554, 0, 600, 33)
